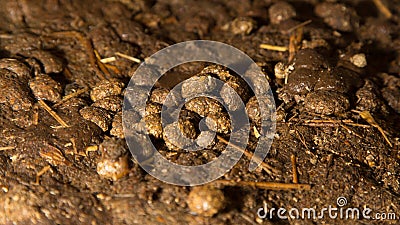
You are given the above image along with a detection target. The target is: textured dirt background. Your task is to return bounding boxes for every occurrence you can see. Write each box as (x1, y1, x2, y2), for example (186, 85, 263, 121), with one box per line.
(0, 0, 399, 224)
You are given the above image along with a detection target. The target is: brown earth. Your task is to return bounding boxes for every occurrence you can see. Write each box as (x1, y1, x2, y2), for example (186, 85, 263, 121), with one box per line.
(0, 0, 399, 224)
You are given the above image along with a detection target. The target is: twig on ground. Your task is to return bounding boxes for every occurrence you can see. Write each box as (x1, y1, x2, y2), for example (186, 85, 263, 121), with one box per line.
(340, 124, 362, 139)
(291, 155, 298, 183)
(47, 31, 107, 80)
(53, 87, 88, 107)
(286, 20, 312, 33)
(94, 49, 112, 78)
(38, 100, 69, 128)
(356, 110, 393, 147)
(70, 138, 77, 154)
(288, 27, 303, 62)
(104, 64, 121, 74)
(295, 130, 308, 150)
(35, 165, 51, 185)
(214, 180, 311, 190)
(216, 135, 280, 175)
(373, 0, 392, 19)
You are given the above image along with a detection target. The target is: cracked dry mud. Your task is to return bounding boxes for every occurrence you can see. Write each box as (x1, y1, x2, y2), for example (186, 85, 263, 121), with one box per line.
(0, 0, 399, 225)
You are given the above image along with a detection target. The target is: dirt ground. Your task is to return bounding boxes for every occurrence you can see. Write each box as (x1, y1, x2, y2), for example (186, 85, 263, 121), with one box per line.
(0, 0, 399, 224)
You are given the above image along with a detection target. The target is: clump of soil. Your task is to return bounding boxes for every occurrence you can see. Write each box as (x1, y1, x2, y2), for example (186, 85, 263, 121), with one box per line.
(0, 0, 399, 225)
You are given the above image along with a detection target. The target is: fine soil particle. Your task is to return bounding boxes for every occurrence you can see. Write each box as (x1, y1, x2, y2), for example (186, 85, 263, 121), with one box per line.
(0, 1, 399, 225)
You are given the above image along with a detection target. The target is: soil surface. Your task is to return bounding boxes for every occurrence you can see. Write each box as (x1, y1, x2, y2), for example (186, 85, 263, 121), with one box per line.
(0, 0, 400, 224)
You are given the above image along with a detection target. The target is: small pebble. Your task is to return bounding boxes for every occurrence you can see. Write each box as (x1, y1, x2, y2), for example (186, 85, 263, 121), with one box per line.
(274, 62, 288, 79)
(187, 186, 226, 217)
(350, 53, 367, 68)
(230, 17, 256, 35)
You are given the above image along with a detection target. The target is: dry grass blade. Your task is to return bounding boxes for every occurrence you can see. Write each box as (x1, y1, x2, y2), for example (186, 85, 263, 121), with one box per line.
(359, 111, 393, 147)
(70, 138, 77, 154)
(47, 31, 106, 80)
(115, 52, 141, 63)
(216, 135, 280, 175)
(288, 26, 304, 63)
(85, 145, 99, 156)
(39, 144, 71, 166)
(295, 130, 308, 149)
(53, 87, 88, 107)
(259, 44, 288, 52)
(287, 20, 312, 33)
(35, 165, 51, 185)
(100, 56, 116, 63)
(303, 119, 370, 128)
(215, 180, 311, 191)
(104, 64, 121, 74)
(38, 100, 69, 128)
(286, 21, 312, 74)
(340, 124, 362, 139)
(373, 0, 392, 19)
(94, 49, 112, 78)
(0, 146, 15, 151)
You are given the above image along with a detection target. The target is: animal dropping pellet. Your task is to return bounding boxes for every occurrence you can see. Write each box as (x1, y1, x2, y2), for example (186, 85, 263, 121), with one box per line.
(187, 186, 226, 217)
(79, 106, 112, 131)
(90, 79, 124, 102)
(96, 138, 130, 181)
(29, 74, 62, 103)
